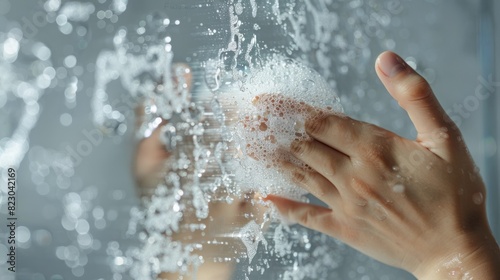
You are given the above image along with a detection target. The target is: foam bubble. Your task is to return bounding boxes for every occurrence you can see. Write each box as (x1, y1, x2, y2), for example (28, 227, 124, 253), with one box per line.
(219, 55, 343, 199)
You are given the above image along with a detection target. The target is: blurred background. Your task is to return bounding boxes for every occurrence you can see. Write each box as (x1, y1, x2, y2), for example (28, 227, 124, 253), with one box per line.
(0, 0, 498, 279)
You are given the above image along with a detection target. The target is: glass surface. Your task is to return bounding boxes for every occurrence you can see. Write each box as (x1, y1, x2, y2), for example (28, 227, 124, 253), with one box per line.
(0, 1, 497, 279)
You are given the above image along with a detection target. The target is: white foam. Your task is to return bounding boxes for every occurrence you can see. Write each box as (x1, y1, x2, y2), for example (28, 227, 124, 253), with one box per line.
(219, 55, 343, 199)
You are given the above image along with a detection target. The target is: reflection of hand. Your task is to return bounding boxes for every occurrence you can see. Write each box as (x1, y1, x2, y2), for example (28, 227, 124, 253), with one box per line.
(133, 63, 193, 192)
(263, 51, 500, 279)
(133, 64, 268, 280)
(134, 64, 266, 231)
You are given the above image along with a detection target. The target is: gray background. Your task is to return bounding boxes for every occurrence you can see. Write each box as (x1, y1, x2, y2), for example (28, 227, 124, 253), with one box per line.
(0, 0, 498, 279)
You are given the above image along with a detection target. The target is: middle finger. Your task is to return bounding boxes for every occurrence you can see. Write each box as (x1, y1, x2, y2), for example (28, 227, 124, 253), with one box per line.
(290, 139, 351, 194)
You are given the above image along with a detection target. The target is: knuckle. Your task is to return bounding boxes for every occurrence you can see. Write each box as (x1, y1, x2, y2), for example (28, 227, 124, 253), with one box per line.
(361, 122, 398, 146)
(297, 208, 316, 227)
(343, 202, 365, 218)
(308, 115, 359, 144)
(350, 178, 377, 200)
(310, 173, 329, 197)
(399, 75, 433, 102)
(307, 115, 330, 136)
(290, 140, 307, 155)
(357, 143, 392, 170)
(291, 169, 307, 185)
(337, 120, 356, 142)
(324, 157, 338, 177)
(364, 123, 386, 137)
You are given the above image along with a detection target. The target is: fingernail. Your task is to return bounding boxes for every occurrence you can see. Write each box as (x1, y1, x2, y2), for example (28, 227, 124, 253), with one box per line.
(377, 52, 407, 77)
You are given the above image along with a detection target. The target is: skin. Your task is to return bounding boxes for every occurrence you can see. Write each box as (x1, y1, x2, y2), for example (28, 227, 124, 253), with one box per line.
(135, 52, 500, 279)
(262, 51, 500, 279)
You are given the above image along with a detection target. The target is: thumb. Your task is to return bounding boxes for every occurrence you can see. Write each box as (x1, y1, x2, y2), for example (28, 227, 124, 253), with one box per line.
(375, 51, 458, 156)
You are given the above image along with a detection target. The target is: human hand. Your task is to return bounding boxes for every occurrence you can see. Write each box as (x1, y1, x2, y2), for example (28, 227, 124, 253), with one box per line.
(262, 51, 500, 279)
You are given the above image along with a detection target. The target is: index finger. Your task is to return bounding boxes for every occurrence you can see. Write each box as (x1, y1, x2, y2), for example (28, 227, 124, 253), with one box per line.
(304, 114, 367, 157)
(254, 94, 364, 157)
(252, 93, 330, 120)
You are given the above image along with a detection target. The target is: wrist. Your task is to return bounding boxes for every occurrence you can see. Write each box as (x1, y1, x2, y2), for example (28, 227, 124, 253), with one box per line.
(414, 229, 500, 280)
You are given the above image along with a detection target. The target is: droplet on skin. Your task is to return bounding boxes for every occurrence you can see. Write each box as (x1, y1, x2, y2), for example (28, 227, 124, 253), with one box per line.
(469, 171, 478, 182)
(426, 162, 434, 170)
(355, 199, 367, 207)
(392, 184, 405, 193)
(373, 204, 388, 221)
(472, 192, 484, 205)
(438, 130, 449, 140)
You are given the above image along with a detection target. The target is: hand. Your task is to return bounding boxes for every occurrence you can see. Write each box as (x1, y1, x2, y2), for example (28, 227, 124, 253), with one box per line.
(263, 51, 500, 279)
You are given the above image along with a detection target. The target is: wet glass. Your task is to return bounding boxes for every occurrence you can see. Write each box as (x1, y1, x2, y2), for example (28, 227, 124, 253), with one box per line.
(0, 1, 497, 279)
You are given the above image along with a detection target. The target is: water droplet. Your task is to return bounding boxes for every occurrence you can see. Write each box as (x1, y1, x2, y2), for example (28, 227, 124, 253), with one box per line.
(239, 220, 267, 263)
(234, 2, 244, 15)
(59, 2, 95, 22)
(64, 55, 77, 68)
(392, 184, 405, 193)
(159, 124, 177, 151)
(60, 113, 72, 126)
(469, 171, 478, 182)
(472, 192, 484, 205)
(112, 0, 128, 14)
(373, 204, 388, 221)
(17, 226, 31, 244)
(220, 50, 236, 71)
(426, 162, 434, 170)
(205, 59, 221, 91)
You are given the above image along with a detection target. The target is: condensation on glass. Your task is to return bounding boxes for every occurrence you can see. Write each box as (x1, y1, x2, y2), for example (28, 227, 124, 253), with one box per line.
(92, 1, 401, 279)
(0, 1, 489, 280)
